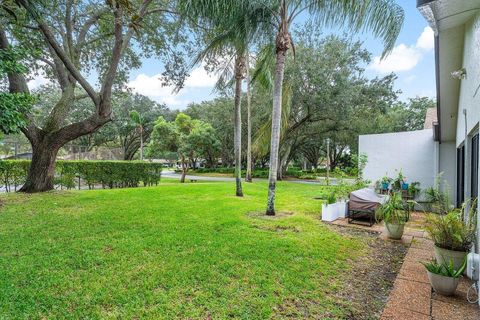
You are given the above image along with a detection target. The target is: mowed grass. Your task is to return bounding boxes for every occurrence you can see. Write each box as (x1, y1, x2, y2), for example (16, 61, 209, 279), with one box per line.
(1, 181, 368, 319)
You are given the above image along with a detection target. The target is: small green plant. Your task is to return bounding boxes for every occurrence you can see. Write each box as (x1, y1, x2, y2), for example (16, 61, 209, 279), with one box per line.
(425, 199, 477, 252)
(408, 181, 421, 197)
(357, 153, 368, 179)
(422, 258, 467, 278)
(381, 176, 392, 185)
(424, 173, 452, 214)
(392, 170, 405, 191)
(326, 192, 337, 205)
(376, 192, 410, 224)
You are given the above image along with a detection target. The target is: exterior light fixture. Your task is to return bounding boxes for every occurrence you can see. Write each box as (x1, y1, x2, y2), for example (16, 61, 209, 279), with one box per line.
(451, 68, 466, 80)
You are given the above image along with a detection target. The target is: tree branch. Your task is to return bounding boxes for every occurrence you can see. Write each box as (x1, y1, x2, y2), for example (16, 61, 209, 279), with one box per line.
(16, 0, 100, 105)
(76, 8, 110, 50)
(0, 29, 40, 143)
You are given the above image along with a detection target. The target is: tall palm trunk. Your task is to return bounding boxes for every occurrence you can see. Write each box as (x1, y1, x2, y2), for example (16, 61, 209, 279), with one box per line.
(245, 49, 253, 183)
(234, 54, 244, 197)
(139, 125, 144, 161)
(266, 7, 290, 215)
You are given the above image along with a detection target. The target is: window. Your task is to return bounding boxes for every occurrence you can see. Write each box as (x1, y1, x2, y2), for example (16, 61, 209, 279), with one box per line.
(456, 145, 465, 207)
(471, 133, 479, 200)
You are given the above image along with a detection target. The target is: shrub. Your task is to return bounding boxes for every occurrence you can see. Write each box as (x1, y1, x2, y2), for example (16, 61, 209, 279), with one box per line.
(326, 192, 336, 204)
(425, 200, 477, 252)
(0, 160, 162, 191)
(376, 192, 410, 225)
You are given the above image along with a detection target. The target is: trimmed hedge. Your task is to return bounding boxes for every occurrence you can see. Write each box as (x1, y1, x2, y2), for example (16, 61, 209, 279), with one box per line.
(0, 160, 162, 191)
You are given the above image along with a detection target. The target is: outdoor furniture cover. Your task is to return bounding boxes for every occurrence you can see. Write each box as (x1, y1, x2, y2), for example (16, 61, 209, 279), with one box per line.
(348, 188, 387, 226)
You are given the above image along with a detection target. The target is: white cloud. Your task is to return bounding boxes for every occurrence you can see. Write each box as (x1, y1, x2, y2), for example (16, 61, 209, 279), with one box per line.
(369, 27, 434, 74)
(127, 65, 218, 107)
(370, 44, 422, 73)
(416, 27, 435, 51)
(27, 71, 50, 90)
(184, 66, 218, 87)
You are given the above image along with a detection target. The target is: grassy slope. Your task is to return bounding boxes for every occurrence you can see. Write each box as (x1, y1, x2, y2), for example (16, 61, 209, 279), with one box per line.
(0, 181, 366, 319)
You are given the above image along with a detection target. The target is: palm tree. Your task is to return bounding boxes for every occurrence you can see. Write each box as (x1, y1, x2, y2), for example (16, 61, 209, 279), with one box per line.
(180, 0, 403, 213)
(261, 0, 404, 215)
(179, 1, 269, 196)
(245, 48, 253, 183)
(130, 110, 145, 161)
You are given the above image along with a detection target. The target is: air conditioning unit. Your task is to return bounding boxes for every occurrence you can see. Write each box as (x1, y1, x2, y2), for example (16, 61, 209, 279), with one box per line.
(467, 253, 480, 281)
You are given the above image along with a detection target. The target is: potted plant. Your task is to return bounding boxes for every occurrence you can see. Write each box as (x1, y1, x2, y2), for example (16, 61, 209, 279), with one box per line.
(425, 201, 477, 270)
(376, 192, 410, 240)
(392, 170, 405, 191)
(408, 181, 421, 198)
(422, 258, 466, 296)
(321, 192, 338, 222)
(380, 176, 392, 190)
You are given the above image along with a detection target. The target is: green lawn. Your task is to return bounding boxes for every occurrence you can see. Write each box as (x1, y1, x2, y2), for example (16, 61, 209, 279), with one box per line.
(1, 181, 374, 319)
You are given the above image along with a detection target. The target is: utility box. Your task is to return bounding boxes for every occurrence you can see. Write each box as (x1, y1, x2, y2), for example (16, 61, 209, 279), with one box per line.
(467, 253, 480, 281)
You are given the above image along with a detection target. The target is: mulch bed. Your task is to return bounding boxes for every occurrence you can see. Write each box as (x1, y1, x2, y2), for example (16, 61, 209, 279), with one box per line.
(331, 225, 409, 319)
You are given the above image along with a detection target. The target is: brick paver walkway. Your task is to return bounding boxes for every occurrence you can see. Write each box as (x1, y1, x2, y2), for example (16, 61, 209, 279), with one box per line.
(380, 234, 479, 320)
(329, 214, 479, 319)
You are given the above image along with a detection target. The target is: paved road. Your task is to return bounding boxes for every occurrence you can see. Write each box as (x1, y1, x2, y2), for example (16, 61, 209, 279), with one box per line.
(161, 171, 354, 185)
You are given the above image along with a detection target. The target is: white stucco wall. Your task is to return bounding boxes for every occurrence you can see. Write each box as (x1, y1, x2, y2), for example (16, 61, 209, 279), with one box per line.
(455, 13, 480, 287)
(439, 142, 456, 200)
(456, 13, 480, 146)
(359, 130, 436, 190)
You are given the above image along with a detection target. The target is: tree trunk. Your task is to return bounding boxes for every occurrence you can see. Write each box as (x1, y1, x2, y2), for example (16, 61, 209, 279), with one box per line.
(277, 143, 291, 181)
(234, 55, 244, 197)
(266, 48, 288, 215)
(19, 137, 61, 192)
(180, 156, 187, 183)
(139, 126, 144, 161)
(245, 49, 253, 183)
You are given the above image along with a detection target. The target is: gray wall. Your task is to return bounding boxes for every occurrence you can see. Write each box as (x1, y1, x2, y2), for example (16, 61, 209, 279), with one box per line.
(359, 130, 436, 191)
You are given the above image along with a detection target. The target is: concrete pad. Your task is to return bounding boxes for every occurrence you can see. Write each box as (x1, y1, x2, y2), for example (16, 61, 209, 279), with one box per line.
(410, 237, 435, 251)
(381, 306, 431, 320)
(398, 260, 430, 284)
(385, 278, 431, 315)
(431, 299, 480, 320)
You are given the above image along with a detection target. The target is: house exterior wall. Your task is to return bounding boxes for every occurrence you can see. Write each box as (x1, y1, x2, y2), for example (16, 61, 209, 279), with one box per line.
(456, 13, 480, 147)
(455, 13, 480, 294)
(359, 130, 436, 190)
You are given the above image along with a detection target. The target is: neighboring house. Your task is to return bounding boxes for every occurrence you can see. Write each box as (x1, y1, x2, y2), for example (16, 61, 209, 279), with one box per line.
(361, 1, 479, 305)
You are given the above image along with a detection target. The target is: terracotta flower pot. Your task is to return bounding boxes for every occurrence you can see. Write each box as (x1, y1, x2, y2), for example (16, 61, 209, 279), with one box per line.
(427, 271, 460, 296)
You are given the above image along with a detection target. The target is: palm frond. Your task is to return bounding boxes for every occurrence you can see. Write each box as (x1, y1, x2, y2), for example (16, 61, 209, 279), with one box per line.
(251, 43, 275, 91)
(253, 81, 292, 157)
(308, 0, 404, 57)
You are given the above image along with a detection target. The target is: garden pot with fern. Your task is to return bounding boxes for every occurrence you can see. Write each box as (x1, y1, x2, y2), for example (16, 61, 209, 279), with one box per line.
(376, 192, 410, 240)
(425, 202, 477, 271)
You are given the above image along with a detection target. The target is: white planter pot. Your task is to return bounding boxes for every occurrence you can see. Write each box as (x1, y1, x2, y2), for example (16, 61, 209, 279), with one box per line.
(384, 222, 405, 240)
(321, 203, 337, 221)
(434, 246, 468, 272)
(427, 271, 460, 296)
(321, 201, 348, 222)
(337, 201, 348, 218)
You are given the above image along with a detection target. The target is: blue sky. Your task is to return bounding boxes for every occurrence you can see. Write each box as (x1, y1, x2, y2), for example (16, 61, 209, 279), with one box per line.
(27, 1, 435, 110)
(124, 1, 436, 110)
